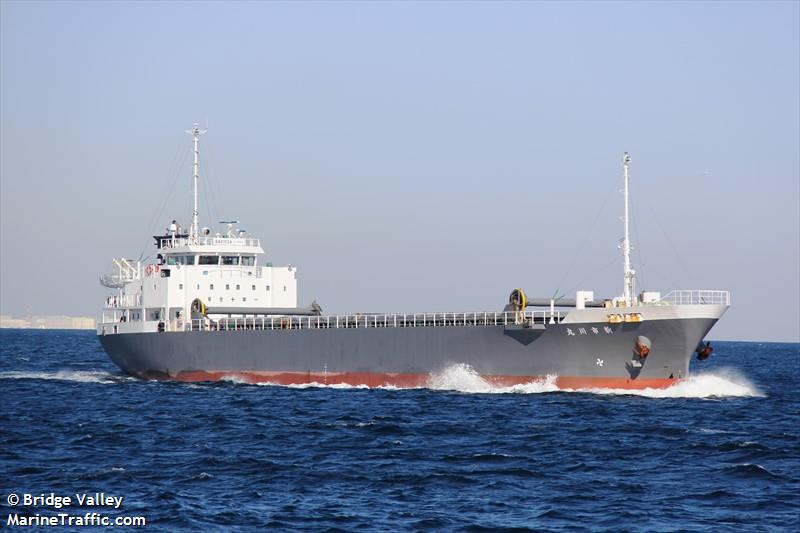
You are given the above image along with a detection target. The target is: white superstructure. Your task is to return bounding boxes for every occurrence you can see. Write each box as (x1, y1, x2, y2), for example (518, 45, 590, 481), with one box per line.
(99, 125, 298, 334)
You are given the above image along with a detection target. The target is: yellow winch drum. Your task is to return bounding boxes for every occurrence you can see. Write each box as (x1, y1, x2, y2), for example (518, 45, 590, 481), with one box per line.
(508, 288, 528, 312)
(190, 298, 207, 318)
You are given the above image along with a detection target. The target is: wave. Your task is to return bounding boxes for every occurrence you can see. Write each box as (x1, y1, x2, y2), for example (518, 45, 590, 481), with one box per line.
(254, 381, 374, 390)
(6, 365, 759, 398)
(426, 363, 560, 394)
(575, 369, 763, 398)
(227, 363, 762, 398)
(425, 364, 763, 398)
(0, 370, 130, 384)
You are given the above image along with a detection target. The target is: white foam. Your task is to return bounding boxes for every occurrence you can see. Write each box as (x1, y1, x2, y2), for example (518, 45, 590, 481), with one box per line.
(62, 363, 756, 398)
(563, 368, 763, 398)
(0, 370, 126, 384)
(254, 381, 372, 389)
(426, 363, 560, 394)
(219, 374, 251, 385)
(426, 364, 762, 398)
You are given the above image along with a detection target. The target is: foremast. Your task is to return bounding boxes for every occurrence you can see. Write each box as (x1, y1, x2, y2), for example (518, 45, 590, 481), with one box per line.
(621, 152, 636, 306)
(186, 123, 207, 243)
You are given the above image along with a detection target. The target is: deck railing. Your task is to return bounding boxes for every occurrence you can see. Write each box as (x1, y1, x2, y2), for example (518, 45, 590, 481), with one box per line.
(158, 236, 261, 249)
(660, 290, 730, 306)
(181, 310, 565, 332)
(104, 294, 142, 308)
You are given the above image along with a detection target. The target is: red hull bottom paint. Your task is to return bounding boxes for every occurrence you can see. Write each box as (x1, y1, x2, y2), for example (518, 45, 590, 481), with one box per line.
(158, 370, 679, 390)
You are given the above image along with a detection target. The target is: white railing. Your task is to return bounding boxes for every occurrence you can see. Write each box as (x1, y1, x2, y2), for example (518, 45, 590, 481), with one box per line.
(660, 290, 730, 306)
(181, 310, 567, 333)
(100, 259, 141, 288)
(104, 294, 142, 308)
(158, 236, 261, 249)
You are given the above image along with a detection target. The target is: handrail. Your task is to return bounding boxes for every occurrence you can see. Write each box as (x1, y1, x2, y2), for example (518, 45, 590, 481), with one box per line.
(179, 310, 566, 333)
(104, 294, 142, 308)
(158, 236, 261, 249)
(659, 290, 730, 306)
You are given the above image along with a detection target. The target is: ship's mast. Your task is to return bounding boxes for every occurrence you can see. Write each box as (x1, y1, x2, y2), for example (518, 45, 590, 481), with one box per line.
(186, 123, 207, 242)
(622, 152, 636, 306)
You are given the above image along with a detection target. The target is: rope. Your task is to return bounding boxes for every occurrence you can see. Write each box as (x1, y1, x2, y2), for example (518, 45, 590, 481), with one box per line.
(201, 139, 223, 227)
(137, 140, 189, 260)
(630, 183, 645, 292)
(555, 179, 617, 292)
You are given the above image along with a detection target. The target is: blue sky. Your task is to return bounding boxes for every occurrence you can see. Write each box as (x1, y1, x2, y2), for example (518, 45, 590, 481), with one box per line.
(1, 1, 798, 341)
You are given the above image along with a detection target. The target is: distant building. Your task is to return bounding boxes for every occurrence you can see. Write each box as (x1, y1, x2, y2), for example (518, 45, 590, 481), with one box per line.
(0, 315, 95, 330)
(0, 315, 28, 328)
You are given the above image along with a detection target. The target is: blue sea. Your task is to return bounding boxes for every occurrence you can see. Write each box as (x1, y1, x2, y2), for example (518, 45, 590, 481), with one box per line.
(1, 330, 798, 532)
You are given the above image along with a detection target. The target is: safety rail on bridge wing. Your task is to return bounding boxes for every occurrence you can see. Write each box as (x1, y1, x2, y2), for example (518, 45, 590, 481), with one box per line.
(158, 236, 261, 249)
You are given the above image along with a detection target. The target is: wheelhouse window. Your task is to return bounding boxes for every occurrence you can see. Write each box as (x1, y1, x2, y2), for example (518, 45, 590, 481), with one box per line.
(221, 256, 239, 266)
(199, 255, 218, 265)
(241, 256, 255, 266)
(167, 255, 195, 265)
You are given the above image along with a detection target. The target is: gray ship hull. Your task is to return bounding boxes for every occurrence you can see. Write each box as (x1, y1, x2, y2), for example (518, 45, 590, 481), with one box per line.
(99, 316, 719, 389)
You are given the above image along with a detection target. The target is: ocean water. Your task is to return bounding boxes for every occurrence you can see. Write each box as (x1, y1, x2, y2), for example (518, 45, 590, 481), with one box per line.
(1, 330, 798, 532)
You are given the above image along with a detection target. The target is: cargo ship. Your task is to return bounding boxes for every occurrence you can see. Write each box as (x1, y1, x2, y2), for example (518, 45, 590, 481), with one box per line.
(98, 125, 729, 390)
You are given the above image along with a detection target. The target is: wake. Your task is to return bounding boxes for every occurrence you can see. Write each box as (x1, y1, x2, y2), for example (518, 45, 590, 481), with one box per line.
(0, 370, 132, 384)
(578, 370, 763, 398)
(425, 364, 762, 398)
(426, 363, 560, 394)
(252, 364, 762, 398)
(2, 366, 762, 398)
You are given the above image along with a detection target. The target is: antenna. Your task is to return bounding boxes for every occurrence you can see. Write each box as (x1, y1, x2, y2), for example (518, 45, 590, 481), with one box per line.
(220, 220, 239, 238)
(185, 123, 207, 243)
(622, 152, 636, 306)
